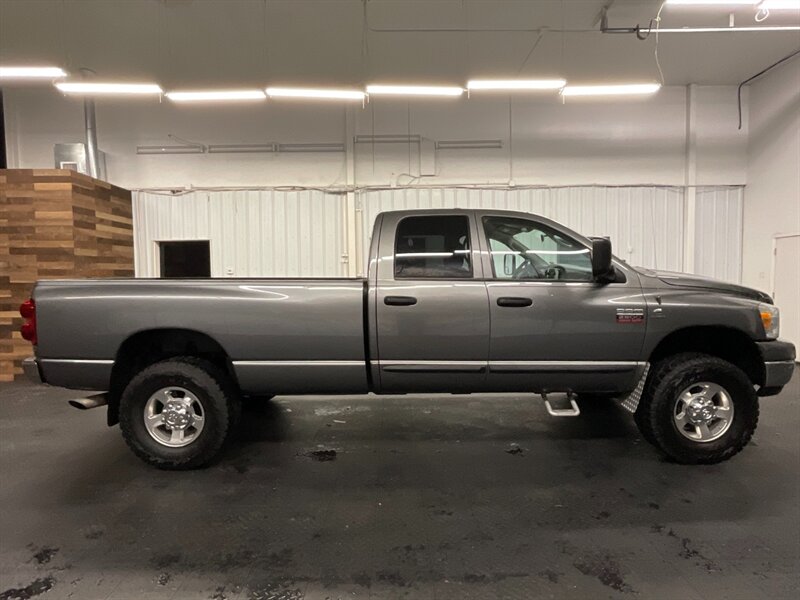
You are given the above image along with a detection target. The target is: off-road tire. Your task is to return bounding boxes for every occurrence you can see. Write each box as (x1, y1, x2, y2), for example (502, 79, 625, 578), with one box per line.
(119, 357, 240, 469)
(637, 352, 758, 464)
(633, 406, 657, 446)
(634, 375, 658, 447)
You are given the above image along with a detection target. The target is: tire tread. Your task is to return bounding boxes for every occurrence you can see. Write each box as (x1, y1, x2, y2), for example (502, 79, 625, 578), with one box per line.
(640, 352, 758, 464)
(119, 356, 239, 470)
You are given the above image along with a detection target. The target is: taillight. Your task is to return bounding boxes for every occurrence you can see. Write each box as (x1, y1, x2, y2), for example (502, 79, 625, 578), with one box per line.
(20, 298, 37, 345)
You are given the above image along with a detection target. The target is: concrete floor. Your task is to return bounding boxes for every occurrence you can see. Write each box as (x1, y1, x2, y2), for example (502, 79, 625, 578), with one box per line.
(0, 374, 798, 600)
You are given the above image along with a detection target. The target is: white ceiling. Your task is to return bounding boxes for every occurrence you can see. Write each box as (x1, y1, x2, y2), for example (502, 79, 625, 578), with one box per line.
(0, 0, 798, 87)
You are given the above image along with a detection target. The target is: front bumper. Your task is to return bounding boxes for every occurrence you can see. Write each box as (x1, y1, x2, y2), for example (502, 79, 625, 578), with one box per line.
(22, 357, 43, 384)
(756, 340, 796, 394)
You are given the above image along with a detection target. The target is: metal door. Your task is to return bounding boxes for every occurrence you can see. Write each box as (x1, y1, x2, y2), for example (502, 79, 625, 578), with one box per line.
(477, 211, 647, 393)
(373, 211, 490, 392)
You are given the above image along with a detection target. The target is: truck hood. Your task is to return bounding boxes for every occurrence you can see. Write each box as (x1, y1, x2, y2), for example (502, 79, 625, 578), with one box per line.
(636, 268, 773, 304)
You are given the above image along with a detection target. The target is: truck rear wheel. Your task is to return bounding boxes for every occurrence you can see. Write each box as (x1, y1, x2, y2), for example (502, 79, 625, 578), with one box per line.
(637, 353, 759, 464)
(119, 357, 240, 469)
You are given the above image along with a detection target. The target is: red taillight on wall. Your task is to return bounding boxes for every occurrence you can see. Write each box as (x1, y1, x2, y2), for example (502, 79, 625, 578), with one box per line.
(19, 298, 37, 345)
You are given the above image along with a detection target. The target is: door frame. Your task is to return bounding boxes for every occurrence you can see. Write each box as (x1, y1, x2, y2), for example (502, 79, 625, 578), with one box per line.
(153, 238, 212, 278)
(770, 232, 800, 300)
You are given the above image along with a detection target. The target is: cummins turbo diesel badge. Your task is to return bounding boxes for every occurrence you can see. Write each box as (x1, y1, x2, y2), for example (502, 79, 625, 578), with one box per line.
(616, 308, 645, 324)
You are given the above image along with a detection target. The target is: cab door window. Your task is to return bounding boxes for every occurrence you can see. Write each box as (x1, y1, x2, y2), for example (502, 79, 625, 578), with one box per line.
(483, 216, 592, 281)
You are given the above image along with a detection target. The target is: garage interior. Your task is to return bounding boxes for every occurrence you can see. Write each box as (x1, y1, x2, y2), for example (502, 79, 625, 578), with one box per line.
(1, 0, 799, 599)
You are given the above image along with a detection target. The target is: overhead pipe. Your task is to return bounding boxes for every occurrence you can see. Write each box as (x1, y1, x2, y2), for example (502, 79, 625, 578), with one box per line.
(80, 67, 103, 180)
(737, 49, 800, 130)
(84, 98, 100, 178)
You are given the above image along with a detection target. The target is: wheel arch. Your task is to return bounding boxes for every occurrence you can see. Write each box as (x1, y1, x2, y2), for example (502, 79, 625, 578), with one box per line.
(107, 328, 239, 426)
(647, 326, 764, 388)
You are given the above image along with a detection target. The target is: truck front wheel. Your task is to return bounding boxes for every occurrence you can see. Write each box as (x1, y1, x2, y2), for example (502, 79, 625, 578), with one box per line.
(119, 357, 240, 469)
(637, 353, 759, 464)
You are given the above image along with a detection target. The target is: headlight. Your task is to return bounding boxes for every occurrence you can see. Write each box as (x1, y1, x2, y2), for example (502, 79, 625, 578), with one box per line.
(759, 303, 780, 339)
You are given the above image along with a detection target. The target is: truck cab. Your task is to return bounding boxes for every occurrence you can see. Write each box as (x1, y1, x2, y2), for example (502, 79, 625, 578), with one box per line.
(369, 209, 646, 396)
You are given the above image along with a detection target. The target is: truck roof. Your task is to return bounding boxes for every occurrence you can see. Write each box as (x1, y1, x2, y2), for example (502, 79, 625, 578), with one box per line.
(379, 207, 544, 218)
(376, 208, 592, 246)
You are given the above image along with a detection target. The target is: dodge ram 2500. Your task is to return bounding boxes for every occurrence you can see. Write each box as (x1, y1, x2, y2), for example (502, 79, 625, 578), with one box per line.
(20, 209, 796, 469)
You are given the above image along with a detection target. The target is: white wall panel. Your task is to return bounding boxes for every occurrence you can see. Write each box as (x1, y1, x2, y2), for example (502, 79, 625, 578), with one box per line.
(743, 56, 800, 291)
(134, 190, 345, 278)
(134, 185, 742, 283)
(694, 187, 744, 283)
(360, 186, 686, 273)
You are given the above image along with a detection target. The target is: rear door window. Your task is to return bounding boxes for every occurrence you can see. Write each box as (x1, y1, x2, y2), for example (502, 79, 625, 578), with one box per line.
(394, 216, 472, 279)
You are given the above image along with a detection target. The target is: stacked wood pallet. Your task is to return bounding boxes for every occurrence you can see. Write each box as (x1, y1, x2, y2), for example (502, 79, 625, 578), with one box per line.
(0, 169, 134, 381)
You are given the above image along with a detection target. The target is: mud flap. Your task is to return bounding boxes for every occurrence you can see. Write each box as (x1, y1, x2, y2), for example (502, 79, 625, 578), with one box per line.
(618, 363, 650, 413)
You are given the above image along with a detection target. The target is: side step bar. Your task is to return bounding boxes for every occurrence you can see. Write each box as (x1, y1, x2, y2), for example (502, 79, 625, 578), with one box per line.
(542, 392, 581, 417)
(68, 393, 108, 410)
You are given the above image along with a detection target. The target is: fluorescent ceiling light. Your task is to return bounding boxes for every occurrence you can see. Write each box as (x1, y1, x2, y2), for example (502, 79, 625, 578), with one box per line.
(166, 90, 266, 102)
(56, 82, 162, 94)
(0, 66, 66, 79)
(366, 84, 464, 97)
(561, 83, 662, 97)
(758, 0, 800, 9)
(467, 79, 566, 91)
(266, 87, 365, 101)
(665, 1, 757, 5)
(640, 25, 800, 31)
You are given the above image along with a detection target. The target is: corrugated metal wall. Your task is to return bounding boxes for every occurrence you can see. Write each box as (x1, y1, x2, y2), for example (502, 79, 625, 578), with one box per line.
(694, 187, 744, 283)
(134, 185, 742, 282)
(134, 190, 346, 277)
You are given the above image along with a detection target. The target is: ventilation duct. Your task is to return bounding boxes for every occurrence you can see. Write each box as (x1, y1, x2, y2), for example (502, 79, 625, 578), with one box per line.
(436, 139, 503, 150)
(137, 145, 205, 155)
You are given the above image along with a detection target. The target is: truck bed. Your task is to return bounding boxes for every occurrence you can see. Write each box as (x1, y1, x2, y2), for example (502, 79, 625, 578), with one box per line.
(33, 278, 370, 394)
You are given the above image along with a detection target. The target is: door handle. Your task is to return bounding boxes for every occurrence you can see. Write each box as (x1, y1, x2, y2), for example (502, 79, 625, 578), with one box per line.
(497, 297, 533, 308)
(384, 295, 418, 306)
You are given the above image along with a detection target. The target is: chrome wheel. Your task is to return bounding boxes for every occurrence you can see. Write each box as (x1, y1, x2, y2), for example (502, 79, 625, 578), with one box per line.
(673, 382, 734, 443)
(143, 387, 205, 448)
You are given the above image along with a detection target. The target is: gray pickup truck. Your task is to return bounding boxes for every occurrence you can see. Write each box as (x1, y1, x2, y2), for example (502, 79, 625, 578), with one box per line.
(20, 209, 795, 469)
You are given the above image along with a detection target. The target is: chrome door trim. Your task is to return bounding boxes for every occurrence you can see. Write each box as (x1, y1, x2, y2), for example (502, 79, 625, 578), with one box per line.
(40, 358, 115, 365)
(489, 360, 643, 373)
(232, 360, 364, 367)
(374, 360, 487, 373)
(371, 360, 642, 374)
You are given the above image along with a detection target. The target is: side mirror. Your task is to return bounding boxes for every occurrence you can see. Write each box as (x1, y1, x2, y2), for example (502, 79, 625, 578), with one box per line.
(591, 238, 614, 282)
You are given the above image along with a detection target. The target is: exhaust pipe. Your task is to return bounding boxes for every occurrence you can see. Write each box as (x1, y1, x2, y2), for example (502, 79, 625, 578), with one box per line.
(68, 393, 108, 410)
